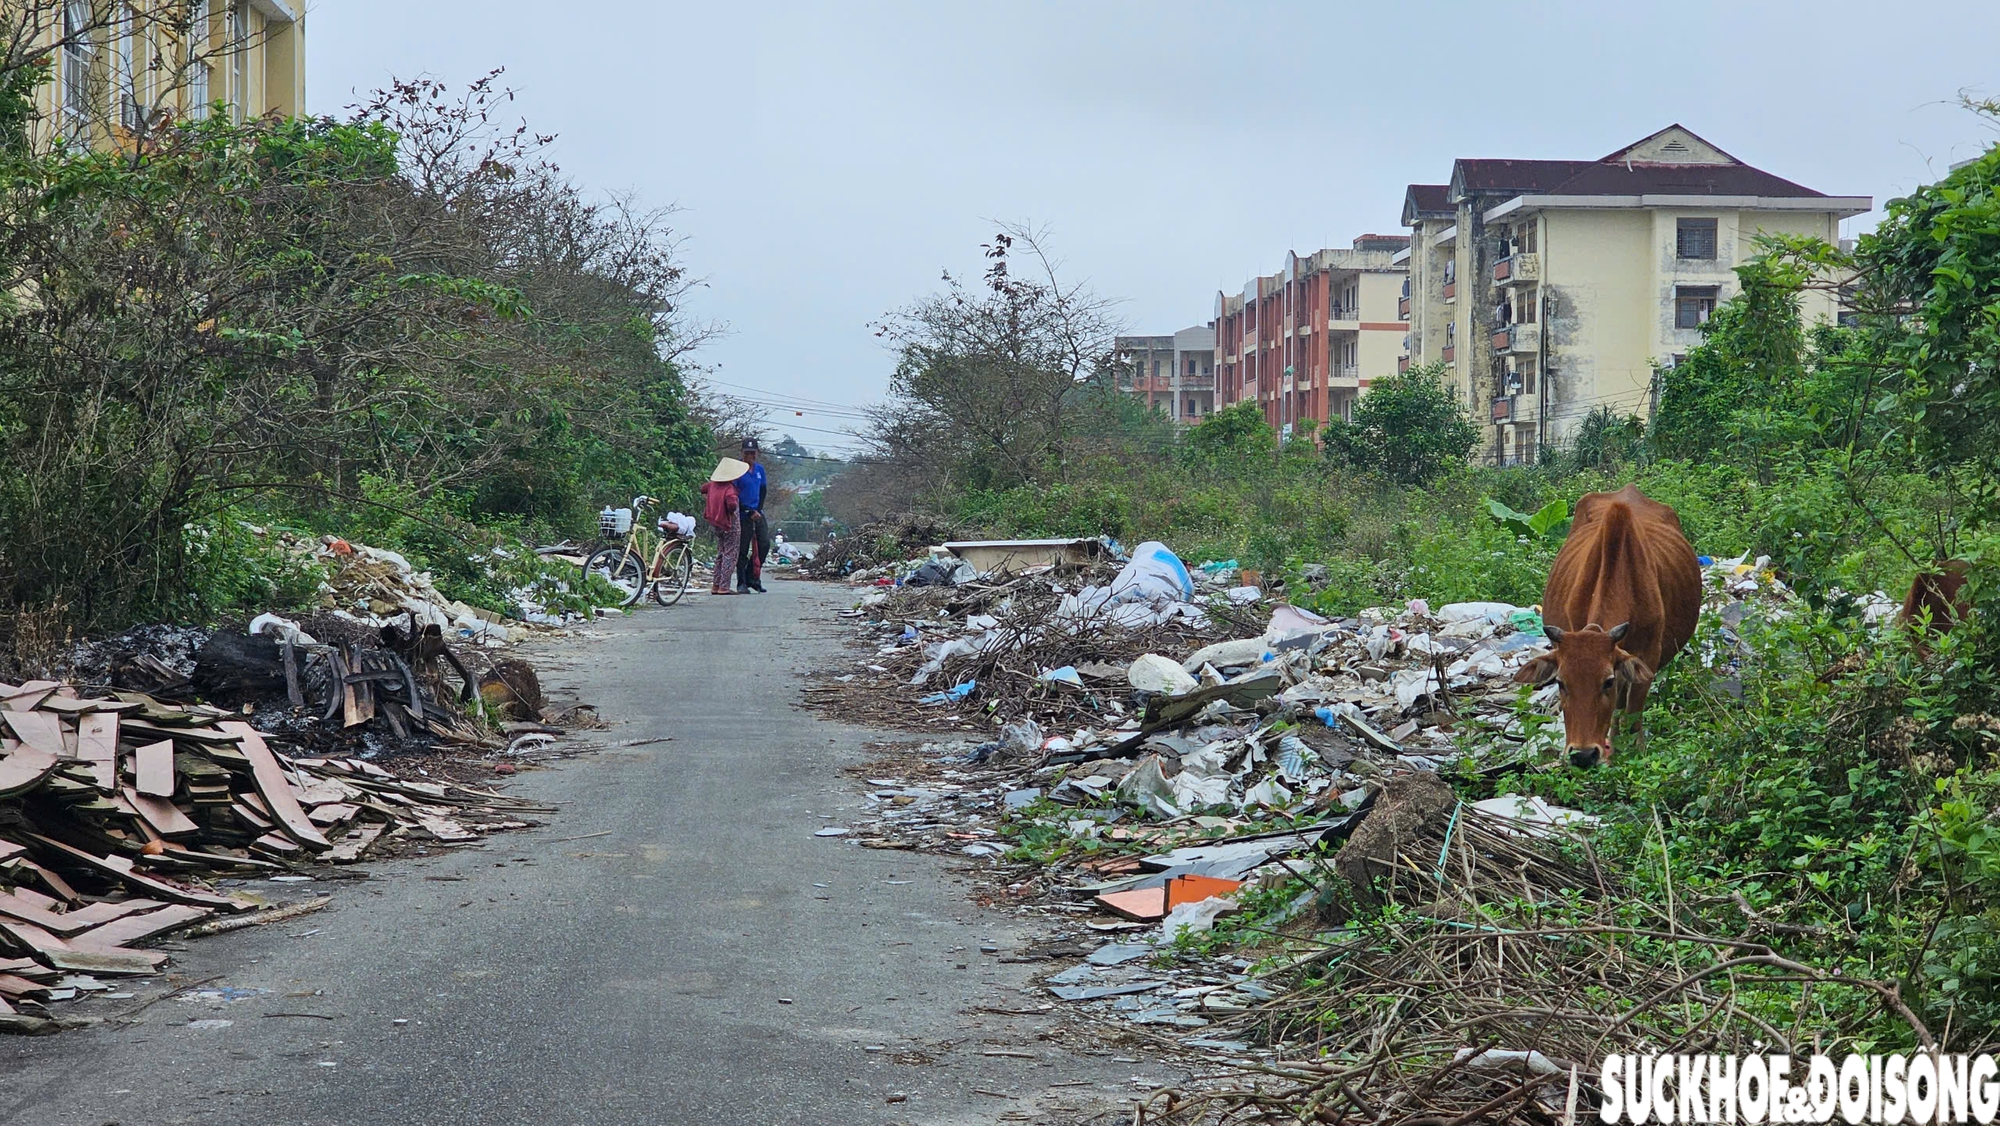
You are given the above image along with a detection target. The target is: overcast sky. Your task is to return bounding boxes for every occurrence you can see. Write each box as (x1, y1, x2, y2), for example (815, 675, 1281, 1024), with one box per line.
(308, 1, 2000, 454)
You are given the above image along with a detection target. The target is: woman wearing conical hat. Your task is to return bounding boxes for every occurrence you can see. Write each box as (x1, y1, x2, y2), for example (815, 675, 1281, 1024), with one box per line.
(701, 458, 750, 596)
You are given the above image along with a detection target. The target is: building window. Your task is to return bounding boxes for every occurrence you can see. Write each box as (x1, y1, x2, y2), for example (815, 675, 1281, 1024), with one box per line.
(116, 4, 139, 130)
(1677, 218, 1718, 260)
(62, 0, 94, 133)
(1522, 359, 1537, 395)
(1675, 286, 1719, 329)
(229, 0, 247, 123)
(1151, 359, 1160, 378)
(1445, 323, 1455, 348)
(188, 0, 210, 119)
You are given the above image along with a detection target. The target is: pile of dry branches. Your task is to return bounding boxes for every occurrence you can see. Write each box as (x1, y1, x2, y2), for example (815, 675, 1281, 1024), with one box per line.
(1131, 806, 1936, 1126)
(798, 515, 967, 579)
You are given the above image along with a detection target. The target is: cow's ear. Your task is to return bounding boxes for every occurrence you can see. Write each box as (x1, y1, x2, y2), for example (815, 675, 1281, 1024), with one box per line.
(1614, 653, 1655, 691)
(1515, 653, 1559, 686)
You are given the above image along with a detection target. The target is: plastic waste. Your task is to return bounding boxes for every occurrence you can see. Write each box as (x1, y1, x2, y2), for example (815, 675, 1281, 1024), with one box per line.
(1116, 756, 1180, 819)
(1243, 778, 1295, 808)
(1155, 895, 1240, 944)
(247, 613, 318, 647)
(1265, 603, 1335, 646)
(1128, 654, 1199, 695)
(1436, 601, 1520, 624)
(1036, 666, 1084, 687)
(1180, 638, 1269, 672)
(1506, 608, 1545, 637)
(995, 719, 1044, 758)
(908, 557, 977, 587)
(1108, 541, 1195, 602)
(1472, 794, 1600, 837)
(1224, 586, 1262, 604)
(918, 679, 977, 705)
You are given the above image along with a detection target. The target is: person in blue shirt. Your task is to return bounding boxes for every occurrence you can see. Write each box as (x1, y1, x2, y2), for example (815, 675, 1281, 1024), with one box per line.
(734, 438, 771, 593)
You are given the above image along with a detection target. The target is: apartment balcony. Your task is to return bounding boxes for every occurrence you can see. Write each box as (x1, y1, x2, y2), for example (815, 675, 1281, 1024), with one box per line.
(1397, 356, 1411, 373)
(1329, 306, 1360, 325)
(1493, 252, 1540, 286)
(1491, 322, 1540, 354)
(1442, 346, 1455, 362)
(1330, 364, 1359, 385)
(1491, 395, 1515, 423)
(1398, 296, 1411, 319)
(1441, 280, 1456, 302)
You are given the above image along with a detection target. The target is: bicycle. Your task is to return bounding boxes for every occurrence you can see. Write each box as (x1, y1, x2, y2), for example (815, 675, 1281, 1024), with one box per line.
(581, 497, 699, 607)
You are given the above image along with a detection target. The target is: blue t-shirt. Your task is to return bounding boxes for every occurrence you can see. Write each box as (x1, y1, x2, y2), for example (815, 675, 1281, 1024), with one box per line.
(735, 463, 766, 510)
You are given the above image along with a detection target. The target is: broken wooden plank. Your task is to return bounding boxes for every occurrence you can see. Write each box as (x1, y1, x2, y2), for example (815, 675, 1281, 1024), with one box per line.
(75, 712, 119, 791)
(307, 802, 360, 826)
(0, 919, 68, 953)
(0, 746, 59, 799)
(3, 886, 57, 912)
(0, 897, 92, 937)
(69, 904, 209, 951)
(122, 787, 199, 838)
(323, 822, 385, 863)
(132, 738, 175, 798)
(6, 860, 82, 905)
(54, 899, 163, 929)
(34, 696, 103, 715)
(1, 681, 58, 711)
(251, 832, 302, 856)
(44, 947, 167, 975)
(217, 722, 329, 849)
(230, 800, 274, 833)
(22, 834, 245, 910)
(0, 973, 49, 998)
(0, 710, 64, 758)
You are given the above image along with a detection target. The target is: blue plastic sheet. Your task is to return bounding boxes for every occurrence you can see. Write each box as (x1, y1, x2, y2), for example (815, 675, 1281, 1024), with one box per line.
(919, 680, 977, 705)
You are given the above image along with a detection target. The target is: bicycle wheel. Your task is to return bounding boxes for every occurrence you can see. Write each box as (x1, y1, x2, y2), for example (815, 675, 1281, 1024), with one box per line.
(583, 545, 647, 607)
(652, 543, 696, 606)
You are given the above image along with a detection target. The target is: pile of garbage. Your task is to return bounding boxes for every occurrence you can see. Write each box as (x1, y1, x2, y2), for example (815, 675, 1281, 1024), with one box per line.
(798, 515, 966, 580)
(303, 536, 531, 644)
(807, 537, 1885, 1112)
(59, 606, 566, 762)
(0, 679, 547, 1033)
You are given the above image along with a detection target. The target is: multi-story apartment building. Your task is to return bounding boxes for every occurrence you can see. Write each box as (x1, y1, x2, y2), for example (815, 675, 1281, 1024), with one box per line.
(31, 1, 305, 148)
(1400, 125, 1868, 465)
(1212, 234, 1408, 439)
(1113, 325, 1217, 423)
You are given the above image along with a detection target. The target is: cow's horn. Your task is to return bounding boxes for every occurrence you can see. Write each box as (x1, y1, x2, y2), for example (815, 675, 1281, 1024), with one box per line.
(1607, 621, 1631, 641)
(1544, 625, 1564, 642)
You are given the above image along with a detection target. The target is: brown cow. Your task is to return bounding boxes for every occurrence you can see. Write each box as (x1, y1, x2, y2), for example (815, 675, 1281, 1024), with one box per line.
(1514, 485, 1702, 768)
(1899, 560, 1970, 638)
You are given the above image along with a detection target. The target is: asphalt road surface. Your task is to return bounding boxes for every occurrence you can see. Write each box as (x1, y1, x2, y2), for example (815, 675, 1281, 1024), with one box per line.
(0, 582, 1157, 1125)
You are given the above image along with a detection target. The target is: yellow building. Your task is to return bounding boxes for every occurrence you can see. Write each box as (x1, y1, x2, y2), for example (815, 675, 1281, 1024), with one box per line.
(1398, 125, 1869, 465)
(29, 0, 304, 147)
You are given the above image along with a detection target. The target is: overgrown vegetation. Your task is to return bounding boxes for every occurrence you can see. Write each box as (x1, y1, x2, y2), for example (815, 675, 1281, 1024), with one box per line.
(850, 108, 2000, 1048)
(0, 10, 714, 637)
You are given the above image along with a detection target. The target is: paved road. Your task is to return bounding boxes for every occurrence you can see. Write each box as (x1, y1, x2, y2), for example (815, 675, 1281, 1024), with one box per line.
(0, 582, 1151, 1125)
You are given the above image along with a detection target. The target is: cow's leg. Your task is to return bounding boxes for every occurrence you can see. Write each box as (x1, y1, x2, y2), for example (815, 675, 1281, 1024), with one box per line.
(1625, 678, 1653, 754)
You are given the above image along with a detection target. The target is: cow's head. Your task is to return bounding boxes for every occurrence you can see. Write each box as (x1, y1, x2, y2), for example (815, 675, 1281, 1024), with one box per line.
(1512, 623, 1655, 768)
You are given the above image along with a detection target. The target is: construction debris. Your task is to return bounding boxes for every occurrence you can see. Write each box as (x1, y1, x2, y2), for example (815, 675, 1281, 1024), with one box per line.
(0, 680, 547, 1033)
(802, 535, 1859, 1113)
